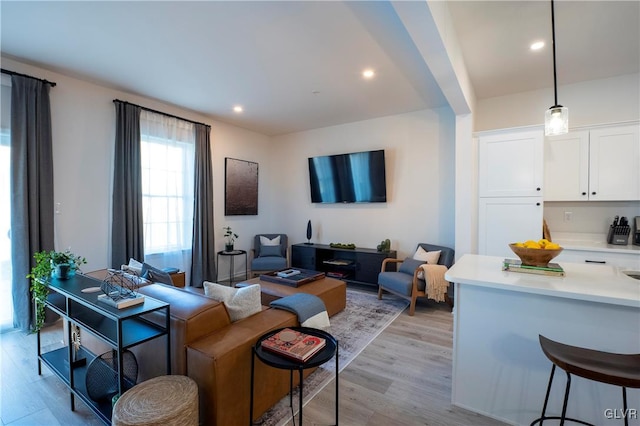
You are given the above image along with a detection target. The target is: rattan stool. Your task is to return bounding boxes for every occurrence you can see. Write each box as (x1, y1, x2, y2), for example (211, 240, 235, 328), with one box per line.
(531, 335, 640, 426)
(112, 375, 198, 426)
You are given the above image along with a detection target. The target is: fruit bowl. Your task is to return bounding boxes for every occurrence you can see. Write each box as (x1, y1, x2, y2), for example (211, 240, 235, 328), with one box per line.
(509, 243, 563, 267)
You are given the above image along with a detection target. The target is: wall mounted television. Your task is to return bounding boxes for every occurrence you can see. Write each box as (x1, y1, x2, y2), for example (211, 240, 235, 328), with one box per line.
(308, 149, 387, 203)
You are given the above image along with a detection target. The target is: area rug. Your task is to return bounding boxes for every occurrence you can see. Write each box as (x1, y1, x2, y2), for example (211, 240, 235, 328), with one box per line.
(254, 288, 409, 425)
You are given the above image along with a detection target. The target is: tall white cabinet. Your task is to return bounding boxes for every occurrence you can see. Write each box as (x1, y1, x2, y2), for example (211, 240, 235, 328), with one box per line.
(544, 124, 640, 201)
(478, 129, 544, 258)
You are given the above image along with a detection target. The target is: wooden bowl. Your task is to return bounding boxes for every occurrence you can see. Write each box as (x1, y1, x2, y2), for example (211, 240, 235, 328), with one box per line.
(508, 243, 563, 267)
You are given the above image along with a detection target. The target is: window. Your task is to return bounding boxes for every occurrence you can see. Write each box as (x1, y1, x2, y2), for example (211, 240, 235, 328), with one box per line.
(139, 110, 195, 272)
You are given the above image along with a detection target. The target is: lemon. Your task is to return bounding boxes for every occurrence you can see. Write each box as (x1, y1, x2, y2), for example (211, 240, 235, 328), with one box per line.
(545, 242, 560, 250)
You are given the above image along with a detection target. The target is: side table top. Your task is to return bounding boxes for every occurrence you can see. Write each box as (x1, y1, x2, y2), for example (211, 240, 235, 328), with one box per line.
(254, 327, 337, 369)
(217, 249, 247, 255)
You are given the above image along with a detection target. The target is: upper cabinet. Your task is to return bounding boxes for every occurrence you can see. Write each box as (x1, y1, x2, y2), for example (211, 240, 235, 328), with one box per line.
(479, 129, 544, 197)
(545, 124, 640, 201)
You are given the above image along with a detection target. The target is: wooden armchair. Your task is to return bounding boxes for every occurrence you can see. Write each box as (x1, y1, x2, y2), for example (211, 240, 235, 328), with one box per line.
(377, 243, 455, 315)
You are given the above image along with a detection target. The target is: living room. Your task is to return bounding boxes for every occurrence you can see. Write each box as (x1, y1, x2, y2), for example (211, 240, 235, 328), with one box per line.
(1, 1, 639, 425)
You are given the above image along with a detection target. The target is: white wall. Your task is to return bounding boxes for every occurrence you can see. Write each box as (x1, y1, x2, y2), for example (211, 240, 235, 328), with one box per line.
(2, 57, 273, 278)
(271, 108, 456, 260)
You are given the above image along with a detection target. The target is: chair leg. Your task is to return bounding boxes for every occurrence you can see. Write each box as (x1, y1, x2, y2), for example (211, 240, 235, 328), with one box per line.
(377, 286, 383, 300)
(560, 372, 572, 426)
(408, 296, 416, 316)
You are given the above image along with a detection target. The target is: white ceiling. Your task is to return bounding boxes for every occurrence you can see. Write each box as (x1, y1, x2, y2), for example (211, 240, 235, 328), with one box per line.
(1, 1, 638, 136)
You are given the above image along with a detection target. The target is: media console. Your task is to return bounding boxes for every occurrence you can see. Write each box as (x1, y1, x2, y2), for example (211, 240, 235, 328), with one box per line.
(291, 243, 396, 287)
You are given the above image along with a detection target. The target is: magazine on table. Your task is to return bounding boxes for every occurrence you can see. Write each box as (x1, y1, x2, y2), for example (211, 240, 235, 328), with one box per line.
(261, 328, 326, 362)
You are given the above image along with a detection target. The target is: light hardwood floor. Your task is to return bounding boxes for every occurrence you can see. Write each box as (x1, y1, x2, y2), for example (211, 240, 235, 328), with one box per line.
(0, 292, 505, 426)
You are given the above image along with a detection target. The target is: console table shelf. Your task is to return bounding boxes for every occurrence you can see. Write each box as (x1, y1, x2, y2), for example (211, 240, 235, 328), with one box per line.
(38, 273, 171, 425)
(292, 243, 396, 287)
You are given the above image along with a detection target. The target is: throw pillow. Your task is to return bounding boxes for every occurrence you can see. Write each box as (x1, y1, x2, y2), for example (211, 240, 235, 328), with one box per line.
(260, 235, 281, 246)
(259, 245, 282, 257)
(398, 258, 425, 275)
(413, 246, 441, 265)
(141, 263, 174, 286)
(203, 282, 262, 322)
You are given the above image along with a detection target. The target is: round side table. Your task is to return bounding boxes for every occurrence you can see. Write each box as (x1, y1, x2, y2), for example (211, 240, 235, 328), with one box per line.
(250, 327, 338, 426)
(216, 250, 248, 285)
(112, 375, 198, 426)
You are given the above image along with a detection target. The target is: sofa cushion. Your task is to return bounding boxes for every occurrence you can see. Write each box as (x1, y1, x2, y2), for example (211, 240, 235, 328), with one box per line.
(413, 246, 441, 265)
(398, 258, 425, 275)
(203, 282, 262, 322)
(377, 271, 425, 296)
(141, 262, 174, 285)
(252, 256, 287, 271)
(259, 245, 282, 257)
(260, 235, 281, 246)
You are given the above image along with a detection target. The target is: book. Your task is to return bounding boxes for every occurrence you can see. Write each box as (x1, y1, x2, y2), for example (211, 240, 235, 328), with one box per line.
(502, 258, 565, 277)
(261, 328, 326, 362)
(97, 293, 145, 309)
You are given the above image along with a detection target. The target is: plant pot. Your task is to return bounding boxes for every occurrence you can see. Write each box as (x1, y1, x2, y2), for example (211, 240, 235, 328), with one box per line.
(225, 244, 234, 252)
(53, 263, 74, 280)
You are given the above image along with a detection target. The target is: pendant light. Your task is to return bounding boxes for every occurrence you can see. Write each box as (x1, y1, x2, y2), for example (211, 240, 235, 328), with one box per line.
(545, 0, 568, 136)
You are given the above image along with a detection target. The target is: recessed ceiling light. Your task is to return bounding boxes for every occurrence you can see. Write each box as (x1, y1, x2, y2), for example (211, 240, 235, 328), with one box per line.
(362, 69, 375, 79)
(233, 105, 243, 113)
(530, 41, 545, 51)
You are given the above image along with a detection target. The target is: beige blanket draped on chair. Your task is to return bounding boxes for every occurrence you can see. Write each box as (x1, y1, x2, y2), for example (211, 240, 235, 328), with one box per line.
(419, 264, 450, 302)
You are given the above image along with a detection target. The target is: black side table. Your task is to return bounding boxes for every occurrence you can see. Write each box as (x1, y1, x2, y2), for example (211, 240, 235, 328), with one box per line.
(216, 250, 247, 285)
(250, 327, 338, 426)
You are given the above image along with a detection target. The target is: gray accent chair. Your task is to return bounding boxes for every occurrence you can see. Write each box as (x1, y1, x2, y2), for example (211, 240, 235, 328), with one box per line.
(250, 234, 289, 277)
(377, 243, 455, 316)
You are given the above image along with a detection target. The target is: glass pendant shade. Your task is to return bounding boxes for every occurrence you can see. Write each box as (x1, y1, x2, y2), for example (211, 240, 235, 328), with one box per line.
(544, 105, 568, 136)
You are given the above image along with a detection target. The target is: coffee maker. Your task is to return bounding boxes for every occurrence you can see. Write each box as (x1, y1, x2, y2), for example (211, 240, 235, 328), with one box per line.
(634, 216, 640, 246)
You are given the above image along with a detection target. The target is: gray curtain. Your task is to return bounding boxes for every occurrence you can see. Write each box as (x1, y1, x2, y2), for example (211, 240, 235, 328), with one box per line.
(10, 76, 55, 332)
(111, 101, 144, 268)
(190, 123, 215, 287)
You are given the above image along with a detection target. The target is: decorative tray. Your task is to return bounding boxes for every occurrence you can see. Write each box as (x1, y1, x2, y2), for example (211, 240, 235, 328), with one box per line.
(260, 269, 325, 287)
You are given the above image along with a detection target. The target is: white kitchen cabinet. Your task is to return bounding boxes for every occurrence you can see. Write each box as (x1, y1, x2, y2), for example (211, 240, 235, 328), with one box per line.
(479, 129, 544, 198)
(478, 197, 544, 258)
(544, 124, 640, 201)
(555, 248, 640, 269)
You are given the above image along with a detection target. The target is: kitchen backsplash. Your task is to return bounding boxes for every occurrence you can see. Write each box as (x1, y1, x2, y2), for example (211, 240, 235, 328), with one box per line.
(544, 201, 640, 239)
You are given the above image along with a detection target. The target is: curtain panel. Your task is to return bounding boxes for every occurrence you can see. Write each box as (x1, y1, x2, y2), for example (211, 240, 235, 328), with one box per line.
(10, 75, 55, 332)
(111, 101, 144, 268)
(191, 123, 215, 287)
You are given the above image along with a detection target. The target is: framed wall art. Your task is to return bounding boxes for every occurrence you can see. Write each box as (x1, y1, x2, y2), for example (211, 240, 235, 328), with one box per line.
(225, 158, 258, 215)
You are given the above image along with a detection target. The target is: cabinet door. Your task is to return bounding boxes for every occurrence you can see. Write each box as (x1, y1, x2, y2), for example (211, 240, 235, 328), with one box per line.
(354, 252, 387, 284)
(291, 245, 316, 270)
(555, 249, 640, 269)
(544, 131, 589, 201)
(478, 197, 544, 258)
(589, 125, 640, 201)
(479, 130, 544, 197)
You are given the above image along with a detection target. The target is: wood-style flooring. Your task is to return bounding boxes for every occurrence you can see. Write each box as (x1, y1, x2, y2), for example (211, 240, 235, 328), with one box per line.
(0, 292, 505, 426)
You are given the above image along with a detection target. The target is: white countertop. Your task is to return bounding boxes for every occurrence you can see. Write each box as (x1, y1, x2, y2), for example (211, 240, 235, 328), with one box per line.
(552, 232, 640, 254)
(445, 254, 640, 308)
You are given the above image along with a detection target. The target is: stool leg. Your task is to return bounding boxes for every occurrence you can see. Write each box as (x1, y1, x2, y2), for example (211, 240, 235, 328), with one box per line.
(622, 387, 628, 426)
(560, 372, 572, 426)
(535, 364, 557, 426)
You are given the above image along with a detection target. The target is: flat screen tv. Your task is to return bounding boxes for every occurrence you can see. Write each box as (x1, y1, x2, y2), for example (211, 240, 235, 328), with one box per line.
(308, 149, 387, 203)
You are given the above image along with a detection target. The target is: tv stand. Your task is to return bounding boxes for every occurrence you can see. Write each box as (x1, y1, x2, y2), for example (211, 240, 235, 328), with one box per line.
(291, 243, 396, 287)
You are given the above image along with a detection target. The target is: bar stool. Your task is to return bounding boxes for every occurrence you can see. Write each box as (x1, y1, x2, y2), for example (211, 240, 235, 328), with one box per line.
(531, 335, 640, 426)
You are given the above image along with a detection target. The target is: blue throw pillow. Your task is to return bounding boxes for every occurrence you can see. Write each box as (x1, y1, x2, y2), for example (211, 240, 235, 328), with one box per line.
(141, 262, 174, 286)
(259, 245, 282, 257)
(398, 257, 425, 275)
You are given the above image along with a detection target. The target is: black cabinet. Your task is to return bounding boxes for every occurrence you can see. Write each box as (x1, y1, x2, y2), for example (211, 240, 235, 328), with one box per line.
(291, 243, 396, 287)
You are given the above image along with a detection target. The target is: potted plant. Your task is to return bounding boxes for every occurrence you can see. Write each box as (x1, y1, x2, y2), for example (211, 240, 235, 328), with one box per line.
(26, 249, 86, 332)
(223, 226, 238, 252)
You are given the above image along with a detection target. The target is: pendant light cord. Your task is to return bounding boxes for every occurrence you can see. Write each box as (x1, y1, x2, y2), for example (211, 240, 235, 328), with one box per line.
(551, 0, 559, 107)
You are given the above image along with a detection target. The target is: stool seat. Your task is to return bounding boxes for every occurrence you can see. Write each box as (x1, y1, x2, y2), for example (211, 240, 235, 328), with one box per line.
(532, 335, 640, 426)
(540, 335, 640, 388)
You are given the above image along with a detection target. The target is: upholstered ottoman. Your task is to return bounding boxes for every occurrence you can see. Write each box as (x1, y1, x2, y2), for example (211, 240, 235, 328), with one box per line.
(112, 375, 198, 426)
(236, 276, 346, 316)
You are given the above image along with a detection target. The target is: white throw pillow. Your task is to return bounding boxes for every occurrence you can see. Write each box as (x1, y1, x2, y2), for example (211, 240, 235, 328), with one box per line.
(413, 246, 441, 265)
(203, 282, 262, 322)
(260, 235, 281, 246)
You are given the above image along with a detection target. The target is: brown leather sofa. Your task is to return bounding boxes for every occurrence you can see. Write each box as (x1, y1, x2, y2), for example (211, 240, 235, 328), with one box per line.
(109, 280, 347, 425)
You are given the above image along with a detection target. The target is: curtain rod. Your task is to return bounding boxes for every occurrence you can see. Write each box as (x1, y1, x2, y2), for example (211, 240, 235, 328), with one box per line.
(113, 99, 211, 129)
(1, 68, 57, 87)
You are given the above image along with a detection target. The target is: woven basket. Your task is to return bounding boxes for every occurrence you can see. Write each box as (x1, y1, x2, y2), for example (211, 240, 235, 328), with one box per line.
(508, 244, 563, 267)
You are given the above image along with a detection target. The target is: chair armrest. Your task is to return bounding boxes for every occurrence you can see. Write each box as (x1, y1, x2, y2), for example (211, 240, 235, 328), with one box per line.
(380, 258, 403, 272)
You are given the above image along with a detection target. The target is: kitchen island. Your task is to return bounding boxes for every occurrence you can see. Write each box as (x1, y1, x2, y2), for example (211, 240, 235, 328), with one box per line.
(445, 254, 640, 426)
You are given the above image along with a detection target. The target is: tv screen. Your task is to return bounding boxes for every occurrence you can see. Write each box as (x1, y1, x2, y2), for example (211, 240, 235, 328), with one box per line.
(308, 150, 387, 203)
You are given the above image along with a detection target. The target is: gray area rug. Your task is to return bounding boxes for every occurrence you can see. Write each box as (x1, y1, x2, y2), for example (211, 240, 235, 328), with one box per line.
(255, 288, 409, 425)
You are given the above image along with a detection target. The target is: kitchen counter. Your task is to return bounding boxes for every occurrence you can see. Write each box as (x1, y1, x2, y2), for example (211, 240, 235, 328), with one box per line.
(552, 231, 640, 254)
(446, 254, 640, 425)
